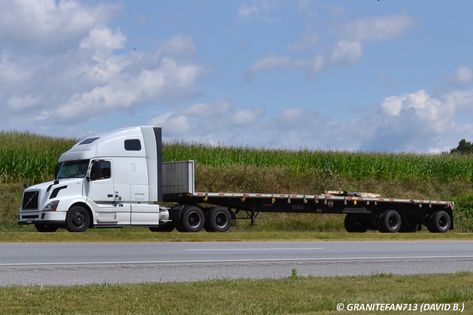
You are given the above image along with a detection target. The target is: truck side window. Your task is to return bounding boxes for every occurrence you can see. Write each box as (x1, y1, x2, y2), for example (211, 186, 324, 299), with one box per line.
(90, 160, 111, 180)
(124, 139, 141, 151)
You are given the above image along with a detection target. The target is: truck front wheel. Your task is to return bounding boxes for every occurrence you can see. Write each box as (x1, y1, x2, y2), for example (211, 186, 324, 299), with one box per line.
(66, 206, 91, 232)
(377, 210, 401, 233)
(35, 223, 58, 232)
(427, 210, 451, 233)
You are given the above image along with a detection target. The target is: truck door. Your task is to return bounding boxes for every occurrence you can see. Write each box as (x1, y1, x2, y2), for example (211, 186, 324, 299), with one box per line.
(86, 160, 130, 225)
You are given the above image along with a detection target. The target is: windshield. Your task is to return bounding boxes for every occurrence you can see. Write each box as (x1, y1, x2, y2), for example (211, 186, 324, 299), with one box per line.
(56, 160, 90, 179)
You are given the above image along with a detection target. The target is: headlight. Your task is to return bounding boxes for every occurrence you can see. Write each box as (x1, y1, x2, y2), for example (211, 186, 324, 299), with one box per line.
(43, 200, 59, 212)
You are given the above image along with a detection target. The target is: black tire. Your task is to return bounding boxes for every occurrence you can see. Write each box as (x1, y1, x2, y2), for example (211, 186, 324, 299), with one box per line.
(427, 210, 451, 233)
(344, 214, 369, 232)
(178, 206, 205, 232)
(377, 210, 401, 233)
(206, 207, 232, 232)
(35, 223, 58, 232)
(66, 206, 91, 232)
(149, 222, 175, 232)
(399, 221, 418, 233)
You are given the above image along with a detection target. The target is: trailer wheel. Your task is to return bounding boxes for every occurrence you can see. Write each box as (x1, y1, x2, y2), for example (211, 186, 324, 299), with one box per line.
(66, 206, 90, 232)
(206, 207, 232, 232)
(427, 210, 451, 233)
(377, 210, 401, 233)
(34, 223, 58, 232)
(149, 222, 175, 232)
(178, 206, 205, 232)
(344, 214, 369, 232)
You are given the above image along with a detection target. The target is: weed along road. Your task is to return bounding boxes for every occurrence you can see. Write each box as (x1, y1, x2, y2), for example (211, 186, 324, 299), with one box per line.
(1, 240, 473, 286)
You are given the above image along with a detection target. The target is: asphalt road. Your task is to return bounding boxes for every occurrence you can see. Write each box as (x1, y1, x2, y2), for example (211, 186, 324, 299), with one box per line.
(1, 240, 473, 286)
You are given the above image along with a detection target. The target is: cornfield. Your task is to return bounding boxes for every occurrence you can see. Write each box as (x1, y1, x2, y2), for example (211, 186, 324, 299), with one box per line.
(1, 132, 473, 184)
(164, 143, 473, 183)
(0, 132, 74, 183)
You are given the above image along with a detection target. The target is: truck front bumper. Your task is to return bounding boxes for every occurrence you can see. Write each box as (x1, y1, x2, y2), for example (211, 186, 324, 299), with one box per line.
(17, 211, 66, 225)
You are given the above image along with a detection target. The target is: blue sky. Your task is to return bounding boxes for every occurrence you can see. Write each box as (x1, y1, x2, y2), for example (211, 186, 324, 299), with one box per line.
(1, 0, 473, 152)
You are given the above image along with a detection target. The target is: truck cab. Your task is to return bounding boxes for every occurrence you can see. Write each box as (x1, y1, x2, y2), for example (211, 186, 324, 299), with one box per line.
(17, 126, 169, 232)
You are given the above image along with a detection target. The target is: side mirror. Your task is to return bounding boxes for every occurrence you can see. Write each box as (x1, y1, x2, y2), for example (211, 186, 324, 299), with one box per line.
(54, 164, 60, 179)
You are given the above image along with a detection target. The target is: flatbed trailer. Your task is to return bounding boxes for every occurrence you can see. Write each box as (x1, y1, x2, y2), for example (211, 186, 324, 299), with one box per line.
(161, 161, 454, 233)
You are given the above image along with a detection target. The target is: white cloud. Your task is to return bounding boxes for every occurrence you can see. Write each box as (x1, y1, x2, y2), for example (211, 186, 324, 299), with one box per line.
(80, 26, 126, 51)
(249, 13, 415, 77)
(0, 0, 116, 50)
(238, 4, 259, 19)
(232, 109, 263, 125)
(453, 65, 473, 85)
(381, 95, 403, 116)
(7, 95, 41, 112)
(380, 89, 451, 132)
(362, 89, 473, 152)
(280, 107, 306, 123)
(150, 112, 190, 135)
(330, 40, 363, 64)
(148, 101, 366, 150)
(0, 1, 204, 130)
(150, 102, 272, 145)
(159, 35, 196, 56)
(248, 55, 302, 73)
(247, 54, 324, 77)
(238, 1, 279, 20)
(341, 14, 416, 42)
(0, 53, 32, 83)
(54, 57, 203, 121)
(147, 87, 473, 153)
(329, 14, 415, 66)
(288, 33, 318, 52)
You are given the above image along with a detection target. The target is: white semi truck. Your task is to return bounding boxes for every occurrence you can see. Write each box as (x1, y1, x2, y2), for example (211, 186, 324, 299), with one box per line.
(18, 126, 454, 233)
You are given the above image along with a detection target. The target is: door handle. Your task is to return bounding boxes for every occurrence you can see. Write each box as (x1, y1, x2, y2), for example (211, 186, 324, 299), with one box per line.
(107, 194, 113, 198)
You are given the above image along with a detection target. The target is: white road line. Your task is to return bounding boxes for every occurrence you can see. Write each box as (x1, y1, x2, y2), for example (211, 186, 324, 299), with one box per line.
(1, 255, 473, 267)
(186, 247, 324, 251)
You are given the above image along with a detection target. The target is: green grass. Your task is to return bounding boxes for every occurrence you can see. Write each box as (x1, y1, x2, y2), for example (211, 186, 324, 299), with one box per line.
(2, 272, 473, 314)
(2, 229, 473, 243)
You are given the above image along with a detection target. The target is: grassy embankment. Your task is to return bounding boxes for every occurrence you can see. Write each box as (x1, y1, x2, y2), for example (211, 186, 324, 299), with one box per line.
(2, 272, 472, 314)
(1, 132, 473, 239)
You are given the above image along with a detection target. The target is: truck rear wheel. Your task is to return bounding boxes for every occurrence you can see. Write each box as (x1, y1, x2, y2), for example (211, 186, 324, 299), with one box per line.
(35, 223, 58, 232)
(344, 214, 369, 232)
(377, 210, 401, 233)
(206, 207, 232, 232)
(427, 210, 451, 233)
(66, 206, 90, 232)
(178, 206, 205, 232)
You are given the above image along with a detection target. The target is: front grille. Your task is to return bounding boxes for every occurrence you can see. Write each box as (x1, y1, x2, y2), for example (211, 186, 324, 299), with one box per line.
(22, 190, 39, 210)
